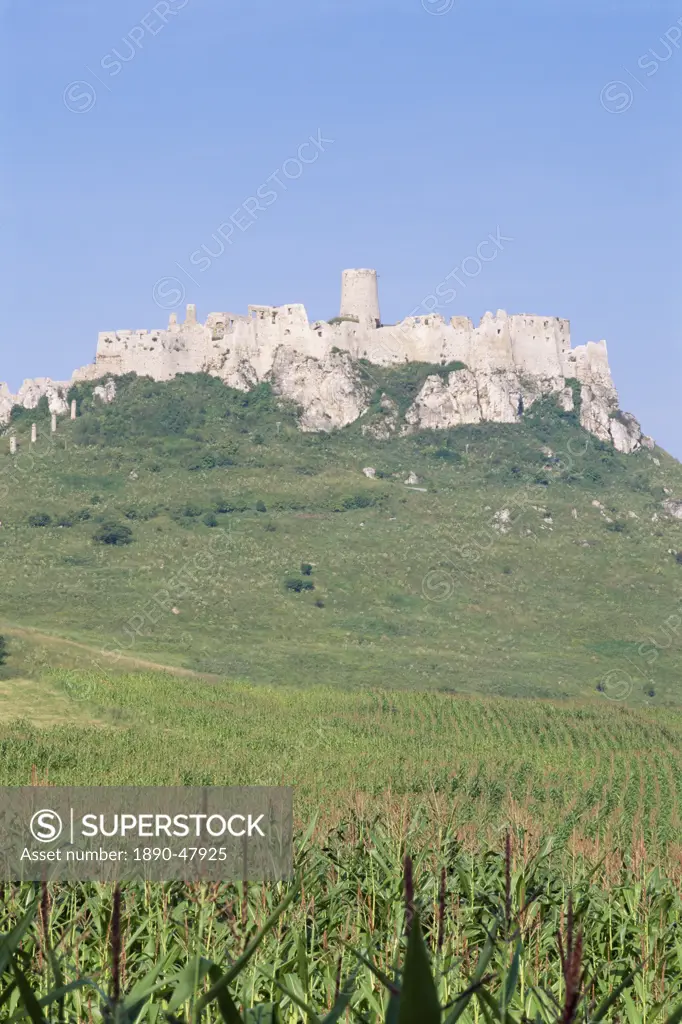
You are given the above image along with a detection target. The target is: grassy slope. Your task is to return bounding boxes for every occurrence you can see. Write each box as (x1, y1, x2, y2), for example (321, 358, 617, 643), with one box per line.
(2, 646, 682, 864)
(1, 370, 681, 706)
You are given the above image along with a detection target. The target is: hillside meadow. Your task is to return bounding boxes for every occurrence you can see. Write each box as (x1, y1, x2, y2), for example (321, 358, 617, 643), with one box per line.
(0, 371, 681, 706)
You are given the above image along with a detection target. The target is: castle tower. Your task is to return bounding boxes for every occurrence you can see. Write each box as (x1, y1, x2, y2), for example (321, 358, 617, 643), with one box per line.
(339, 269, 380, 328)
(185, 303, 197, 325)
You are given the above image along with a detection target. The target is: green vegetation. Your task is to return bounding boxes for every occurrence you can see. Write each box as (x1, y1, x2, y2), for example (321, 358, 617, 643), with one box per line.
(358, 359, 468, 416)
(2, 368, 682, 1016)
(1, 640, 681, 866)
(0, 371, 679, 704)
(2, 822, 682, 1020)
(0, 634, 6, 666)
(93, 520, 134, 546)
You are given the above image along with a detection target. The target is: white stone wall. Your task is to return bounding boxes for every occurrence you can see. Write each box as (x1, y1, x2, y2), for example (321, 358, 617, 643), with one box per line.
(0, 269, 647, 453)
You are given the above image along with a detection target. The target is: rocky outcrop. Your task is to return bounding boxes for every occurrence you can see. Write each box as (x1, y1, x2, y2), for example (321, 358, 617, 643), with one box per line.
(403, 369, 557, 432)
(398, 367, 646, 453)
(361, 394, 400, 440)
(662, 498, 682, 519)
(0, 377, 70, 429)
(93, 380, 117, 404)
(270, 348, 370, 432)
(578, 384, 645, 453)
(0, 354, 649, 455)
(0, 383, 13, 425)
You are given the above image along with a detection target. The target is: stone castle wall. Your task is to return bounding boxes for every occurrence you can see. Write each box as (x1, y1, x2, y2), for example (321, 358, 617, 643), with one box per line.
(0, 268, 650, 454)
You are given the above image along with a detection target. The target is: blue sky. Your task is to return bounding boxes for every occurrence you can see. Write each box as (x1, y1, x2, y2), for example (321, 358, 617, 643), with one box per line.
(2, 0, 681, 453)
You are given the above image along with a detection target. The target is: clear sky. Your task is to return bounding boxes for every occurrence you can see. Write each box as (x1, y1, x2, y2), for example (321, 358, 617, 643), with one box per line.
(2, 0, 681, 453)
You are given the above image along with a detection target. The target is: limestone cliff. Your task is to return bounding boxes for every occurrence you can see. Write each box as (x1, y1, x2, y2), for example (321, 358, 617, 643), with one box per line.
(0, 269, 650, 453)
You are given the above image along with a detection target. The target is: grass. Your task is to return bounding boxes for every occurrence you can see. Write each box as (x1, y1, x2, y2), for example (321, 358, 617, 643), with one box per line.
(0, 371, 681, 706)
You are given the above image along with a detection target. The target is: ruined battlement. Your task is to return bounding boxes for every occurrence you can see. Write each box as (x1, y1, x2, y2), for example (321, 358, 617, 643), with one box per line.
(87, 269, 613, 394)
(0, 269, 649, 454)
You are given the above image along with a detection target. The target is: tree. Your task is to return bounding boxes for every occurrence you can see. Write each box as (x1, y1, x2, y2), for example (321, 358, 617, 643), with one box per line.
(0, 636, 7, 666)
(93, 521, 133, 546)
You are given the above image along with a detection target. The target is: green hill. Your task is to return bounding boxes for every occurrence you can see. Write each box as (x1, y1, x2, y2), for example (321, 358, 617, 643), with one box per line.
(1, 369, 681, 705)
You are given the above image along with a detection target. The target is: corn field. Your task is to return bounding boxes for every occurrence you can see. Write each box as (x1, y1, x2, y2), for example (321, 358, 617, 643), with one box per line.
(3, 816, 682, 1023)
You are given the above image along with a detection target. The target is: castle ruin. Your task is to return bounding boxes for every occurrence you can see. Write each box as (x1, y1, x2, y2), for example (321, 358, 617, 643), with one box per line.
(0, 269, 651, 453)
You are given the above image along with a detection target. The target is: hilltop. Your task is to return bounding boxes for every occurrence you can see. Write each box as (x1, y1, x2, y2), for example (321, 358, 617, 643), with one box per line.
(1, 368, 681, 706)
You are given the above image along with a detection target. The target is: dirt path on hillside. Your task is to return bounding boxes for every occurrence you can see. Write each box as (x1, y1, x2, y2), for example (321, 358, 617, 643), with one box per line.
(2, 624, 223, 682)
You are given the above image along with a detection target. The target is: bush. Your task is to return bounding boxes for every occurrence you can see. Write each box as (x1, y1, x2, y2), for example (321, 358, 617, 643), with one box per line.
(74, 508, 92, 522)
(342, 494, 373, 510)
(301, 562, 313, 576)
(93, 521, 133, 546)
(255, 500, 267, 513)
(675, 552, 682, 565)
(284, 577, 315, 593)
(212, 498, 233, 514)
(28, 513, 51, 527)
(606, 520, 626, 533)
(0, 636, 7, 666)
(56, 515, 73, 528)
(203, 513, 218, 527)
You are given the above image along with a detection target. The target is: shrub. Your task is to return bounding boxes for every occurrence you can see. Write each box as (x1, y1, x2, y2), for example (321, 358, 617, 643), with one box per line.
(93, 521, 133, 546)
(0, 636, 7, 666)
(606, 520, 626, 533)
(74, 508, 92, 522)
(203, 512, 218, 527)
(284, 577, 315, 593)
(56, 515, 73, 528)
(28, 513, 51, 527)
(342, 494, 373, 510)
(255, 500, 267, 513)
(675, 552, 682, 565)
(315, 598, 325, 608)
(432, 447, 462, 462)
(212, 498, 233, 514)
(301, 562, 313, 576)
